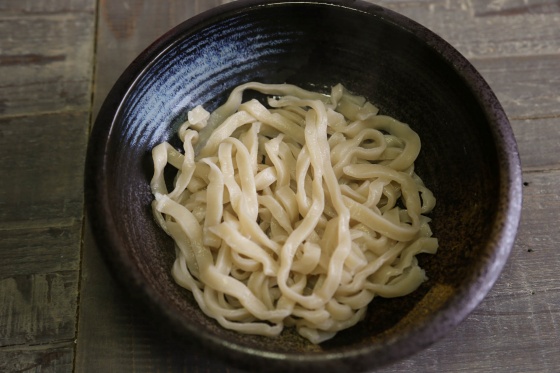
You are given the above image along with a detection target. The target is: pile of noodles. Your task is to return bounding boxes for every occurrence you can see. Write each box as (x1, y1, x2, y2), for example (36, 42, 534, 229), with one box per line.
(150, 82, 438, 344)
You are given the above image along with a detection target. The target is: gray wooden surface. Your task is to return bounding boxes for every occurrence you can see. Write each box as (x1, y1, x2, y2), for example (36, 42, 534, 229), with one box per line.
(0, 0, 558, 372)
(0, 0, 95, 371)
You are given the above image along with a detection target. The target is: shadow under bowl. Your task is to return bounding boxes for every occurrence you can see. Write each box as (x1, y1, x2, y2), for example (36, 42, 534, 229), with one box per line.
(85, 0, 523, 371)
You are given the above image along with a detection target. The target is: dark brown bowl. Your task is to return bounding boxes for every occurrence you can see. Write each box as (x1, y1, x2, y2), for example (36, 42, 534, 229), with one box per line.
(85, 0, 522, 371)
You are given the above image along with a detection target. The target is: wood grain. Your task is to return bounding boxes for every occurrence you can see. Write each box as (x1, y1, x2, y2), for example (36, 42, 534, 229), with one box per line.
(0, 0, 95, 369)
(472, 54, 560, 120)
(1, 222, 81, 278)
(0, 11, 95, 117)
(0, 111, 88, 223)
(0, 343, 74, 373)
(511, 117, 560, 171)
(379, 0, 560, 59)
(0, 0, 95, 13)
(0, 271, 78, 347)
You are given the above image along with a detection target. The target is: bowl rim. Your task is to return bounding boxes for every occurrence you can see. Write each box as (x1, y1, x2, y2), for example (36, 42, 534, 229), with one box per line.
(85, 0, 523, 370)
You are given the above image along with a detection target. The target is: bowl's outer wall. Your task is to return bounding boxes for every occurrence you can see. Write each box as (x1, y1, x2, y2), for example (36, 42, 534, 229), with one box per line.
(87, 0, 522, 371)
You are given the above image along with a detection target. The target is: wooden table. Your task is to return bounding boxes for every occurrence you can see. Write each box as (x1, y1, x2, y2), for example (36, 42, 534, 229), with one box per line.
(1, 1, 559, 372)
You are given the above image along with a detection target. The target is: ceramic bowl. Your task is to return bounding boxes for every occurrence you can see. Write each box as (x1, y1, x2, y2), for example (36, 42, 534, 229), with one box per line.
(85, 0, 522, 371)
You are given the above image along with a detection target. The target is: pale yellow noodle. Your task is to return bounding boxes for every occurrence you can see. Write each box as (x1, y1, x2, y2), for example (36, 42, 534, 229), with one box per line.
(150, 82, 438, 344)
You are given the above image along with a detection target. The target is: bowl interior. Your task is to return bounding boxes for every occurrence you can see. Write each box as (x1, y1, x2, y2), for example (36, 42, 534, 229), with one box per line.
(89, 1, 517, 370)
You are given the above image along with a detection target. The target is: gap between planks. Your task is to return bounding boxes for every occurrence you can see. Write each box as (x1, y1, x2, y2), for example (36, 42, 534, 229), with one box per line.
(0, 339, 75, 351)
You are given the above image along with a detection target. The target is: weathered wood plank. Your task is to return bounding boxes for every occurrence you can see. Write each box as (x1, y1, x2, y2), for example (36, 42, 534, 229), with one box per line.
(379, 0, 560, 59)
(0, 111, 88, 223)
(511, 117, 560, 171)
(0, 271, 78, 346)
(0, 2, 95, 370)
(466, 0, 560, 18)
(472, 54, 560, 120)
(0, 0, 94, 13)
(0, 112, 86, 365)
(0, 222, 81, 278)
(0, 11, 95, 117)
(0, 343, 74, 373)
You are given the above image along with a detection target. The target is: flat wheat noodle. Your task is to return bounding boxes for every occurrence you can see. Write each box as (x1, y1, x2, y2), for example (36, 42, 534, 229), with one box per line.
(150, 82, 438, 344)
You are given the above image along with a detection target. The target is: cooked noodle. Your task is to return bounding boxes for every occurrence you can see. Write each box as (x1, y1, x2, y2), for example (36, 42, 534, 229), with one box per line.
(150, 82, 438, 343)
